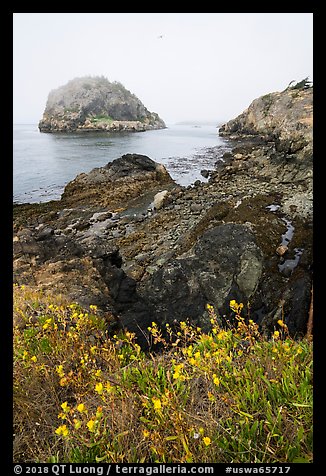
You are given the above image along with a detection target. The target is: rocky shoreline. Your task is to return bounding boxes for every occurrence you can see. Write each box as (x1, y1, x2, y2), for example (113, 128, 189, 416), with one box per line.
(14, 86, 313, 347)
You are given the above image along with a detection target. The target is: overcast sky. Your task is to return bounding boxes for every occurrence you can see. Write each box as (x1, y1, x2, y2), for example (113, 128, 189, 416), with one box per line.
(13, 13, 313, 125)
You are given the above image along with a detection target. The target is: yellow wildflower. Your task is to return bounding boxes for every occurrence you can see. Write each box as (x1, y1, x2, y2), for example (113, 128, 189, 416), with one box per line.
(213, 374, 220, 386)
(95, 382, 103, 394)
(55, 424, 69, 437)
(43, 318, 52, 330)
(277, 319, 286, 327)
(187, 346, 193, 357)
(203, 436, 211, 446)
(152, 397, 162, 411)
(87, 420, 96, 432)
(56, 365, 65, 378)
(77, 403, 86, 413)
(143, 429, 150, 438)
(31, 356, 37, 362)
(230, 300, 244, 313)
(61, 401, 70, 413)
(173, 363, 185, 380)
(273, 330, 280, 339)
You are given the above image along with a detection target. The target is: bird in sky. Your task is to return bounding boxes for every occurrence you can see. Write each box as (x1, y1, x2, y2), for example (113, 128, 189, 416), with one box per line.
(158, 35, 163, 39)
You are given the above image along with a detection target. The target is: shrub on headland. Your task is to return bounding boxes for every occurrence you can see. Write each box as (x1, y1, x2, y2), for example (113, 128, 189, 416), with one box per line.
(13, 285, 313, 463)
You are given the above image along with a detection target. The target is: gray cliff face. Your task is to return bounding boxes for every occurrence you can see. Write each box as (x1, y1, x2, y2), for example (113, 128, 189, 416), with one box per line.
(219, 87, 313, 161)
(38, 76, 166, 132)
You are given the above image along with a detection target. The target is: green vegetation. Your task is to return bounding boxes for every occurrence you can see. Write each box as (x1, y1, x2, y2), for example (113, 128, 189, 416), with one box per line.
(90, 114, 114, 124)
(14, 286, 313, 463)
(286, 78, 313, 91)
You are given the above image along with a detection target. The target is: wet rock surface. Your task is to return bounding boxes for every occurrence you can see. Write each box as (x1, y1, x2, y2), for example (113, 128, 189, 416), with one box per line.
(14, 88, 313, 344)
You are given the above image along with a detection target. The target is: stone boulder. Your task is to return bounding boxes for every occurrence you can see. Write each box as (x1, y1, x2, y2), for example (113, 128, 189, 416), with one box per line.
(153, 190, 169, 210)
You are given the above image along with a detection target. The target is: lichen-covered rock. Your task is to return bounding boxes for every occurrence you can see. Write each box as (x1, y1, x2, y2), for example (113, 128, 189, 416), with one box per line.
(39, 76, 166, 132)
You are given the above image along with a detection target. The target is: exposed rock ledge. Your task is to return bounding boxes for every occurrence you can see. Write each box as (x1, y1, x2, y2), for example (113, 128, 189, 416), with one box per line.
(39, 76, 166, 133)
(61, 153, 174, 208)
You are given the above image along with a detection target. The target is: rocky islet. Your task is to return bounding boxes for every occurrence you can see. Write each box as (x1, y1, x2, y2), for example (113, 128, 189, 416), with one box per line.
(14, 83, 313, 346)
(38, 76, 166, 133)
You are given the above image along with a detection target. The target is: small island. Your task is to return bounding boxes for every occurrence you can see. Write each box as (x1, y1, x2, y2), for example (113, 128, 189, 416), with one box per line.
(38, 76, 166, 133)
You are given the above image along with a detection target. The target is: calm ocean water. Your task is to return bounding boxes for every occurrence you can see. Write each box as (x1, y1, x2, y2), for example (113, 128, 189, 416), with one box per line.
(13, 123, 230, 204)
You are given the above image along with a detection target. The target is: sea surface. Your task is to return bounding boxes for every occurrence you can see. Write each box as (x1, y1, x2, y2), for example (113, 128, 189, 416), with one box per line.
(13, 123, 231, 204)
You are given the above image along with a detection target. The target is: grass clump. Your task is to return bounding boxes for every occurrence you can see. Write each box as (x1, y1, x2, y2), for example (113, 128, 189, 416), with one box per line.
(13, 285, 313, 463)
(90, 114, 114, 124)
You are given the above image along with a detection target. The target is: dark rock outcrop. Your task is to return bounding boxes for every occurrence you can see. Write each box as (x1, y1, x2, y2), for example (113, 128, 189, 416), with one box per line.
(61, 153, 174, 208)
(39, 76, 166, 133)
(141, 223, 263, 330)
